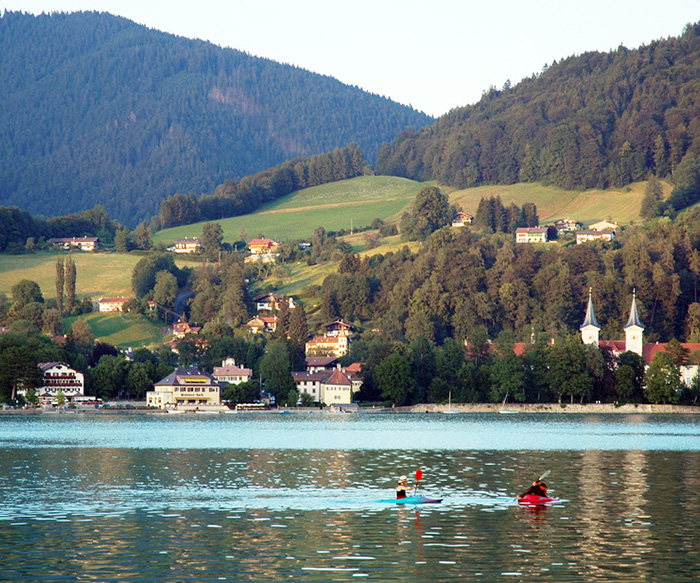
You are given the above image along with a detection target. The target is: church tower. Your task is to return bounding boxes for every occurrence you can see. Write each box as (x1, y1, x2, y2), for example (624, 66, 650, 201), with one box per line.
(624, 290, 644, 357)
(580, 289, 601, 346)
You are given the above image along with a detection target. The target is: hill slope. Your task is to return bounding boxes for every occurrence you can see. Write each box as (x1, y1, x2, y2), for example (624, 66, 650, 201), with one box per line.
(376, 23, 700, 193)
(0, 11, 432, 226)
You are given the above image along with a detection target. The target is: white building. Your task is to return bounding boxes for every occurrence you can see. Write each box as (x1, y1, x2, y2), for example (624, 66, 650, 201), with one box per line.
(19, 362, 85, 402)
(212, 358, 253, 385)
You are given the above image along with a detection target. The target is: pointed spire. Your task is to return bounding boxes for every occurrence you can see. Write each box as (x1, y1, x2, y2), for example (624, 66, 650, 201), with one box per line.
(624, 289, 644, 330)
(580, 288, 600, 330)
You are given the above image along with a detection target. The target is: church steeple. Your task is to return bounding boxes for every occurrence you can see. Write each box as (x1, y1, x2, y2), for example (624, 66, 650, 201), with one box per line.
(580, 288, 601, 346)
(624, 290, 644, 356)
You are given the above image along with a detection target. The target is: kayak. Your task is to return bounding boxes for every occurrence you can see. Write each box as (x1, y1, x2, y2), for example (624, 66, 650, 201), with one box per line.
(378, 496, 443, 504)
(517, 494, 559, 505)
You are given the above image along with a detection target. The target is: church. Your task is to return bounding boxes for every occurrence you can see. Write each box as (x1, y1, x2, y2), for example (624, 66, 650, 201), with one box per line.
(580, 290, 700, 386)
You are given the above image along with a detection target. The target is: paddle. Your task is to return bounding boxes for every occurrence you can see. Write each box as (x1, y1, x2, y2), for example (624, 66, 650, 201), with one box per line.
(519, 470, 550, 498)
(414, 469, 423, 495)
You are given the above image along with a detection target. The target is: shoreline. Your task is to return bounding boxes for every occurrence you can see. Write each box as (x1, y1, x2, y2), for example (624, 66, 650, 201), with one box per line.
(1, 402, 699, 414)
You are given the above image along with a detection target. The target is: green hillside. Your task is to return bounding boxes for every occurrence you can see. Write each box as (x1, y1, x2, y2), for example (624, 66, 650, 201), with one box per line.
(64, 312, 165, 348)
(153, 176, 427, 244)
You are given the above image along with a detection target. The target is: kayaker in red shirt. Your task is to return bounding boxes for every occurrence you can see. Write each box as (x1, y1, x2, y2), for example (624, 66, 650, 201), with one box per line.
(520, 479, 548, 498)
(396, 475, 410, 499)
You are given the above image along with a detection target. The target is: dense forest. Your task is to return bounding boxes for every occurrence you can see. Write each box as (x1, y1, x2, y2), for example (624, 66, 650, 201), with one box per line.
(376, 23, 700, 204)
(0, 11, 431, 226)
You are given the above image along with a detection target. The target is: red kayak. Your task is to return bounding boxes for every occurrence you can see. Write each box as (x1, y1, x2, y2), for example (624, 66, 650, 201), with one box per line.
(517, 494, 559, 505)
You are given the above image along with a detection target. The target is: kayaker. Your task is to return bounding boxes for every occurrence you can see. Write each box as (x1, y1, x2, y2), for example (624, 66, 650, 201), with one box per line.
(396, 475, 410, 499)
(520, 479, 548, 498)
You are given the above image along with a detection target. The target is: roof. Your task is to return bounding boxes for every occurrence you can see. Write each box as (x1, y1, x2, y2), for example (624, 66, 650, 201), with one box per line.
(213, 364, 253, 376)
(99, 297, 132, 304)
(292, 371, 331, 382)
(580, 291, 600, 330)
(155, 368, 221, 387)
(515, 227, 548, 233)
(324, 369, 352, 386)
(624, 292, 644, 330)
(305, 356, 339, 367)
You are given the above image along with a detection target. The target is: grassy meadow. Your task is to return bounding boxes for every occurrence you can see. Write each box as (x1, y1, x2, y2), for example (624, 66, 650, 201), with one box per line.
(153, 176, 426, 245)
(64, 311, 165, 348)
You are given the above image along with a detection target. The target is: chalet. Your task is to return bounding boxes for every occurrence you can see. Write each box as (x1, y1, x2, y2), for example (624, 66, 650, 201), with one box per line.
(305, 356, 339, 372)
(97, 297, 133, 312)
(147, 368, 224, 410)
(582, 291, 700, 386)
(254, 293, 297, 313)
(171, 237, 202, 254)
(18, 362, 85, 403)
(48, 237, 98, 251)
(245, 238, 281, 264)
(324, 320, 353, 337)
(588, 220, 619, 232)
(554, 218, 582, 233)
(451, 212, 474, 227)
(515, 227, 548, 244)
(212, 358, 253, 385)
(173, 320, 202, 339)
(246, 316, 278, 334)
(576, 230, 615, 245)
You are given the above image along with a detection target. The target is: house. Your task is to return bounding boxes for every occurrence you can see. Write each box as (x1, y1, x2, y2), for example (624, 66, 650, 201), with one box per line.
(515, 227, 548, 244)
(292, 365, 363, 405)
(588, 220, 619, 232)
(147, 368, 224, 409)
(324, 320, 353, 337)
(171, 237, 202, 253)
(212, 358, 253, 385)
(305, 334, 349, 357)
(554, 218, 582, 233)
(248, 238, 281, 255)
(172, 320, 202, 339)
(254, 293, 297, 313)
(576, 230, 615, 245)
(305, 356, 339, 372)
(48, 237, 98, 251)
(246, 316, 278, 334)
(97, 297, 133, 312)
(19, 362, 85, 403)
(581, 291, 700, 385)
(451, 212, 474, 227)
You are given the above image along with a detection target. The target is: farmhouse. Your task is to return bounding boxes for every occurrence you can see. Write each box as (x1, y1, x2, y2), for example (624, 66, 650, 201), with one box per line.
(554, 218, 582, 233)
(576, 230, 615, 245)
(172, 320, 202, 338)
(171, 237, 202, 253)
(246, 316, 278, 334)
(254, 293, 297, 313)
(588, 220, 619, 232)
(97, 297, 133, 312)
(451, 212, 474, 227)
(48, 237, 98, 251)
(515, 227, 548, 244)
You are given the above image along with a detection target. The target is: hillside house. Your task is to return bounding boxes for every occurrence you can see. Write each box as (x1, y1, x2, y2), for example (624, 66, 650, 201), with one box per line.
(254, 293, 297, 313)
(305, 334, 349, 357)
(97, 297, 133, 312)
(171, 237, 202, 253)
(324, 320, 353, 337)
(173, 320, 202, 339)
(245, 237, 281, 264)
(246, 316, 278, 334)
(554, 218, 582, 233)
(588, 220, 619, 232)
(515, 227, 548, 244)
(576, 230, 615, 245)
(48, 237, 98, 251)
(305, 356, 339, 372)
(451, 212, 474, 227)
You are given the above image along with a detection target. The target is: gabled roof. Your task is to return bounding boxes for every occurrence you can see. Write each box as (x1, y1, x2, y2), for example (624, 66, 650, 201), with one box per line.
(324, 369, 352, 386)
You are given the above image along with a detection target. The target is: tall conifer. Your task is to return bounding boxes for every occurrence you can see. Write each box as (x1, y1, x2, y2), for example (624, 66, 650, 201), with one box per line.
(55, 256, 64, 314)
(65, 255, 76, 314)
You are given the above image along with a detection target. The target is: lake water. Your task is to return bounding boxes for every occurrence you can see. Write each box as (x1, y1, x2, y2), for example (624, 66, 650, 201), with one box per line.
(1, 412, 700, 582)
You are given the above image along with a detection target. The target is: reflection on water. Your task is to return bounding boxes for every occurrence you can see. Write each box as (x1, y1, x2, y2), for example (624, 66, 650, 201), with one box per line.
(0, 414, 699, 581)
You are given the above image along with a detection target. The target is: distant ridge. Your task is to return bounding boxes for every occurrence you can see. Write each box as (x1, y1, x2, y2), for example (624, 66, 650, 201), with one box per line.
(0, 11, 432, 225)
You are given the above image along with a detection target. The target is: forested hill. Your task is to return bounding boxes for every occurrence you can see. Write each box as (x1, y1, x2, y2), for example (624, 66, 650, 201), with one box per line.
(0, 11, 432, 227)
(376, 22, 700, 193)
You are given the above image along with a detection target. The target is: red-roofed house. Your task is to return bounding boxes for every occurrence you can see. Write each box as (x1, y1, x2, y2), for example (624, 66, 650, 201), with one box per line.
(97, 297, 133, 312)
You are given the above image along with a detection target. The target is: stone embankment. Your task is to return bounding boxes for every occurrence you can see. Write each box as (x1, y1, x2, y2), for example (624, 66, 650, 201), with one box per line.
(399, 402, 700, 414)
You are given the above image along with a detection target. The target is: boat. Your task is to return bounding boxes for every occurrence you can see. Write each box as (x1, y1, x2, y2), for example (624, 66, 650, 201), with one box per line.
(443, 391, 459, 414)
(517, 494, 560, 505)
(499, 392, 518, 414)
(378, 495, 443, 504)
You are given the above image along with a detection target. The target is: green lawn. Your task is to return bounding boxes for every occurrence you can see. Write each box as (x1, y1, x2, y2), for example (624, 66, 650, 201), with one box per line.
(65, 311, 165, 348)
(153, 176, 426, 245)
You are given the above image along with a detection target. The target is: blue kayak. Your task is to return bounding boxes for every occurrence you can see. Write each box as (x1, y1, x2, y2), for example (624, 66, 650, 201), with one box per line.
(378, 496, 443, 504)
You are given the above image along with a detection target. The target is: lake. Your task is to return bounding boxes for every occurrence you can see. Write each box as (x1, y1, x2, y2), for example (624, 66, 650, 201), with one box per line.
(1, 412, 699, 582)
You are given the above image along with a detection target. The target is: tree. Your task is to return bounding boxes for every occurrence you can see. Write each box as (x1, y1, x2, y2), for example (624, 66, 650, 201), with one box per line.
(640, 174, 665, 219)
(152, 271, 178, 309)
(126, 362, 153, 399)
(11, 279, 43, 308)
(65, 255, 76, 313)
(404, 186, 451, 241)
(55, 256, 64, 314)
(201, 222, 224, 261)
(258, 342, 296, 404)
(42, 308, 63, 336)
(0, 345, 41, 402)
(645, 351, 681, 404)
(614, 351, 645, 403)
(66, 318, 94, 362)
(374, 351, 415, 406)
